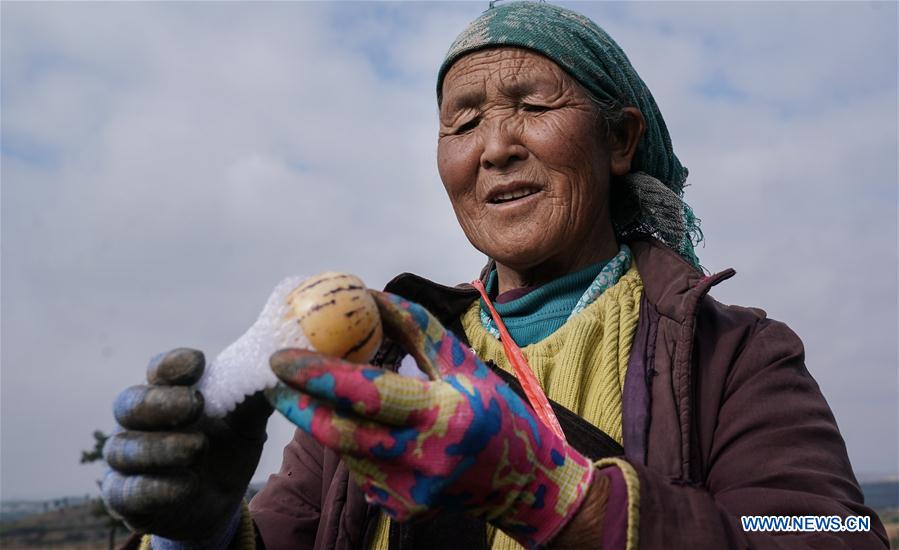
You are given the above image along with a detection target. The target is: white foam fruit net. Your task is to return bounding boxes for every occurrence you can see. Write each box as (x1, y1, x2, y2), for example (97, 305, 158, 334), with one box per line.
(195, 276, 311, 418)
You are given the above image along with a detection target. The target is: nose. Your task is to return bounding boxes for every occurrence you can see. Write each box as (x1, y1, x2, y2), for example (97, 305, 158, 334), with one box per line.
(480, 117, 528, 170)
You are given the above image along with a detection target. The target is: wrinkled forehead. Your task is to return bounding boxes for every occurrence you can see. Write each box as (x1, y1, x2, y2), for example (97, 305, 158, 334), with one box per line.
(439, 47, 575, 109)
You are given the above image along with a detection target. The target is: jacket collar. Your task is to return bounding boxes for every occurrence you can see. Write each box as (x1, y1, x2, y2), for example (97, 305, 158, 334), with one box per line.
(628, 238, 735, 323)
(383, 272, 478, 328)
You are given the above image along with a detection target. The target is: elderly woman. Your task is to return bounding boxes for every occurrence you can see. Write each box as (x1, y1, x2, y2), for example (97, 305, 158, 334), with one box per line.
(103, 3, 888, 549)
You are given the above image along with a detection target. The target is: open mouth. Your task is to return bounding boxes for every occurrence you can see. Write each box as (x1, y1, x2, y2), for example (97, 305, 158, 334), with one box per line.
(488, 187, 542, 204)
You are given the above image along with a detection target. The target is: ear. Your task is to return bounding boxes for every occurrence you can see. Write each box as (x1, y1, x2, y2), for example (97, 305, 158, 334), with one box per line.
(609, 107, 646, 177)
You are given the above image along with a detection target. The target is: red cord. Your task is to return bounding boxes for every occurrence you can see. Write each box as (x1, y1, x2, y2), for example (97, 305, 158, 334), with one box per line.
(470, 279, 566, 441)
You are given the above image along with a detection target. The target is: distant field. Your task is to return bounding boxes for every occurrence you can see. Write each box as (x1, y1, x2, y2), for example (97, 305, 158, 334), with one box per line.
(0, 499, 124, 550)
(881, 508, 899, 547)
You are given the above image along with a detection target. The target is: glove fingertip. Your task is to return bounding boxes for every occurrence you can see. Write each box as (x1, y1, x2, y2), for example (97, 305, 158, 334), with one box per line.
(148, 348, 205, 386)
(269, 348, 322, 382)
(113, 385, 204, 430)
(103, 472, 199, 516)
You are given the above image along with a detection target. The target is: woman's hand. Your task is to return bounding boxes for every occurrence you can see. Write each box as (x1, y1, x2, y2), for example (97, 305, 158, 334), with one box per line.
(101, 348, 272, 541)
(266, 291, 595, 548)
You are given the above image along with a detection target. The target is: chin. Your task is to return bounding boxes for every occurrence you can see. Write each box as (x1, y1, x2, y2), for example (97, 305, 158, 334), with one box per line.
(482, 239, 556, 271)
(462, 217, 564, 269)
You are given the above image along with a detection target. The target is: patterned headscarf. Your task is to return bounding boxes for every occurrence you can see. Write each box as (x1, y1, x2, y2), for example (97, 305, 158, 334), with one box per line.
(437, 1, 702, 267)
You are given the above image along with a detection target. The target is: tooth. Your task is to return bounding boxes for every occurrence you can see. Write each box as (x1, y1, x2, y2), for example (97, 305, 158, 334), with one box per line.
(493, 188, 538, 202)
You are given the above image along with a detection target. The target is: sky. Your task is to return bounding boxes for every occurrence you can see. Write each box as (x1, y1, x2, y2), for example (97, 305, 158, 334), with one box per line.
(1, 1, 896, 501)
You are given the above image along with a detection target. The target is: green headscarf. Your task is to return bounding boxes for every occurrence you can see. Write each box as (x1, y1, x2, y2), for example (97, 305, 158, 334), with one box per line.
(437, 1, 702, 267)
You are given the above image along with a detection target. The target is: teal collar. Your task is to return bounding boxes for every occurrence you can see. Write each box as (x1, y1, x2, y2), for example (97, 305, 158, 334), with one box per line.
(480, 245, 633, 346)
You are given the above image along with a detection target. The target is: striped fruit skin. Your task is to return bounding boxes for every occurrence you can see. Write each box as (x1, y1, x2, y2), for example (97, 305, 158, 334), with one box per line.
(286, 272, 383, 364)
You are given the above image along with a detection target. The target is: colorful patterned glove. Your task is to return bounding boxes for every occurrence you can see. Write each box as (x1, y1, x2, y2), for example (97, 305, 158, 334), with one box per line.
(265, 291, 594, 548)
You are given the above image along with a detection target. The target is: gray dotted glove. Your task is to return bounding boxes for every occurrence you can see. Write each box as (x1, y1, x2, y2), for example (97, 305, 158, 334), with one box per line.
(101, 348, 272, 541)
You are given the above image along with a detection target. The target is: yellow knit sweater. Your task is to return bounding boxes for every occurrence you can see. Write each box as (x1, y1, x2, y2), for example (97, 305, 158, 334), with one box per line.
(371, 263, 643, 550)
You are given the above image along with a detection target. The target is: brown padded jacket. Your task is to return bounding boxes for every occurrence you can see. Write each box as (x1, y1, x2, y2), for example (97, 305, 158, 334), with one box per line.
(247, 237, 888, 549)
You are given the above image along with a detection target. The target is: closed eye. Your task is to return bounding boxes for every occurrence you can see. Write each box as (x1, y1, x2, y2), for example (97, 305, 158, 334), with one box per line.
(455, 117, 480, 134)
(522, 103, 551, 113)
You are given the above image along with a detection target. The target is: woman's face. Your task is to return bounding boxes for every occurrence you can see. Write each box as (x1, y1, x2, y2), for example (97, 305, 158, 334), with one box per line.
(438, 47, 627, 278)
